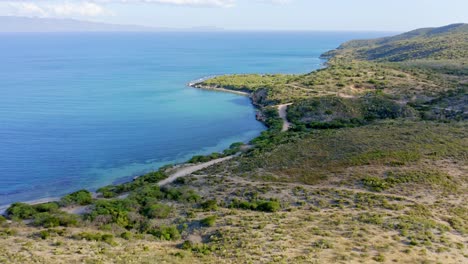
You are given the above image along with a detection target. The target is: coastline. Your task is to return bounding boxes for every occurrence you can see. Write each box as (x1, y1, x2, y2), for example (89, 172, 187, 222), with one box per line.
(0, 197, 61, 215)
(188, 81, 251, 97)
(1, 79, 260, 215)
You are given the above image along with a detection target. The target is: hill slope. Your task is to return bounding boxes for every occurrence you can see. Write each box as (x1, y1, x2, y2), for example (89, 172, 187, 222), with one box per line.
(323, 23, 468, 61)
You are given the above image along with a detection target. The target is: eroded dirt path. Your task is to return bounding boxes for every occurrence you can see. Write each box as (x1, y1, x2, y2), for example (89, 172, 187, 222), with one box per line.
(278, 103, 293, 132)
(158, 155, 235, 186)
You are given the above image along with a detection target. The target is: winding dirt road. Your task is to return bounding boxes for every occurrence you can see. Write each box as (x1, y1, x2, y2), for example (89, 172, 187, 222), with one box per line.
(158, 155, 234, 186)
(278, 103, 293, 132)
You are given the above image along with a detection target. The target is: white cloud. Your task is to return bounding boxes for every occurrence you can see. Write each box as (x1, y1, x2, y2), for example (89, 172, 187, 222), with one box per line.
(50, 2, 106, 16)
(1, 0, 291, 18)
(8, 2, 48, 17)
(255, 0, 292, 4)
(6, 1, 108, 17)
(106, 0, 235, 8)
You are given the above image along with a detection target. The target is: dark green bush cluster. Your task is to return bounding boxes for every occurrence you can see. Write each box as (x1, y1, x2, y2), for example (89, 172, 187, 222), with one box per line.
(60, 190, 93, 206)
(356, 213, 384, 225)
(229, 199, 281, 212)
(189, 153, 224, 163)
(142, 203, 172, 219)
(97, 171, 167, 198)
(362, 170, 456, 192)
(73, 232, 115, 245)
(181, 240, 217, 255)
(86, 198, 137, 228)
(361, 177, 391, 192)
(288, 95, 414, 130)
(6, 202, 79, 227)
(200, 200, 218, 211)
(35, 228, 67, 240)
(87, 186, 200, 230)
(149, 225, 181, 241)
(33, 212, 79, 228)
(307, 119, 364, 129)
(188, 142, 244, 164)
(201, 216, 217, 227)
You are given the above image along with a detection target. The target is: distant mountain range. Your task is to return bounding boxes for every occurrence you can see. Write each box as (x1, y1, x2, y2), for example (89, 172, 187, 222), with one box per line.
(0, 16, 224, 32)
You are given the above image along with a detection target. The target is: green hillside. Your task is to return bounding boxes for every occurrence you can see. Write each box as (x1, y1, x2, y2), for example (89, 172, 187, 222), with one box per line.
(323, 23, 468, 61)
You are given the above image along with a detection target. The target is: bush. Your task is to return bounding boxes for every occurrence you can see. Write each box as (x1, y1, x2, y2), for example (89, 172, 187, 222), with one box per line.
(143, 203, 172, 219)
(97, 186, 119, 198)
(0, 228, 17, 237)
(179, 189, 202, 203)
(201, 216, 217, 227)
(256, 201, 281, 212)
(230, 199, 281, 212)
(61, 190, 93, 206)
(86, 198, 138, 228)
(120, 231, 133, 240)
(6, 203, 37, 219)
(362, 176, 390, 192)
(97, 171, 167, 196)
(34, 202, 60, 213)
(150, 225, 181, 241)
(163, 187, 182, 200)
(181, 240, 213, 255)
(356, 213, 384, 225)
(33, 212, 79, 228)
(200, 200, 218, 211)
(73, 232, 115, 245)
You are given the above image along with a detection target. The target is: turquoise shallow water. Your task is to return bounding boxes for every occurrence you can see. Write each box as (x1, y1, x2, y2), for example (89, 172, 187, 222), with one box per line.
(0, 31, 388, 206)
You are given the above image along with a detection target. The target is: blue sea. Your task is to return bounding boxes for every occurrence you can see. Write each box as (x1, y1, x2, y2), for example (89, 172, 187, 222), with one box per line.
(0, 31, 389, 206)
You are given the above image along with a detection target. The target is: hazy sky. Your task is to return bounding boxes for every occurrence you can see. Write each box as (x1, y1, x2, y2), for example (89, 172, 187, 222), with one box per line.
(0, 0, 467, 31)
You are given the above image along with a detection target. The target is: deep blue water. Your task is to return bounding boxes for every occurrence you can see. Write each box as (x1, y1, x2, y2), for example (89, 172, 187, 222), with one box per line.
(0, 31, 389, 206)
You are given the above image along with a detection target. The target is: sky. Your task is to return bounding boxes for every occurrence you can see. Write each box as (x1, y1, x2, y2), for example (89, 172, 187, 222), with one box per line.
(0, 0, 467, 31)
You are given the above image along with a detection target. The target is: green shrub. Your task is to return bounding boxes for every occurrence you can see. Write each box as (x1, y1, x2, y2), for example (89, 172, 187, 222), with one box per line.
(373, 254, 386, 262)
(181, 240, 213, 255)
(201, 216, 217, 227)
(6, 203, 36, 219)
(143, 203, 172, 219)
(356, 213, 384, 225)
(97, 171, 167, 196)
(256, 200, 281, 212)
(150, 225, 181, 241)
(60, 190, 93, 206)
(179, 189, 202, 203)
(97, 185, 119, 198)
(34, 202, 60, 212)
(38, 230, 51, 240)
(120, 231, 133, 240)
(73, 232, 115, 245)
(201, 200, 218, 211)
(86, 199, 138, 228)
(33, 212, 79, 228)
(362, 176, 390, 192)
(230, 199, 281, 212)
(0, 228, 17, 237)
